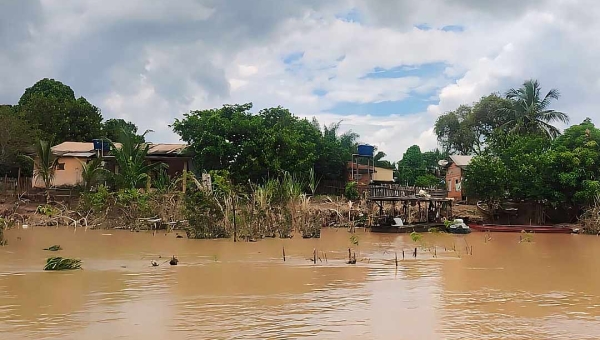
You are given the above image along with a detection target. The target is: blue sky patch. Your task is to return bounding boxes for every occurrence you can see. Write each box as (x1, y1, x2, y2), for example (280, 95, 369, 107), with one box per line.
(283, 51, 304, 64)
(326, 92, 436, 116)
(441, 25, 464, 32)
(363, 62, 447, 79)
(415, 23, 431, 31)
(336, 8, 361, 22)
(313, 89, 327, 96)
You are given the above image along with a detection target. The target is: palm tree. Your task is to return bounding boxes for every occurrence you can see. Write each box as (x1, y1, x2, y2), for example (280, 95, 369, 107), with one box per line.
(502, 79, 569, 139)
(24, 140, 58, 202)
(110, 129, 165, 189)
(79, 157, 109, 192)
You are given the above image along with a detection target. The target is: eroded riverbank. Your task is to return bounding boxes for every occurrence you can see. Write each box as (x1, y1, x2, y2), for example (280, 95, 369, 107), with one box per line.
(1, 228, 600, 339)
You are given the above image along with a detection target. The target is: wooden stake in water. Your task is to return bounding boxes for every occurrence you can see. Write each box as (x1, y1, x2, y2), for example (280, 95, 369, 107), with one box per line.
(313, 248, 316, 264)
(402, 250, 405, 260)
(395, 252, 398, 267)
(413, 248, 417, 258)
(283, 246, 286, 262)
(470, 246, 473, 255)
(233, 198, 237, 243)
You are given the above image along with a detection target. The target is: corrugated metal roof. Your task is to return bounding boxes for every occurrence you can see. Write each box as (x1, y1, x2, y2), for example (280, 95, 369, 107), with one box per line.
(62, 152, 96, 157)
(449, 155, 473, 167)
(51, 141, 188, 156)
(147, 143, 188, 155)
(52, 142, 95, 153)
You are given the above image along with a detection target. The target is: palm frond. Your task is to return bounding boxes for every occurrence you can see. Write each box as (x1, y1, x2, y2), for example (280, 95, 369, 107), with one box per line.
(503, 79, 569, 139)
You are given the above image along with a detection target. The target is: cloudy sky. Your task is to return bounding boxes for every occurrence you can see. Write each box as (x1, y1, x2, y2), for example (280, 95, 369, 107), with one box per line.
(1, 0, 599, 161)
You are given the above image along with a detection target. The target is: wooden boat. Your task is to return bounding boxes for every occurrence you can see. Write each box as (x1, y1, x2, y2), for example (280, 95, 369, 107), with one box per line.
(469, 224, 573, 234)
(446, 220, 471, 234)
(370, 217, 444, 233)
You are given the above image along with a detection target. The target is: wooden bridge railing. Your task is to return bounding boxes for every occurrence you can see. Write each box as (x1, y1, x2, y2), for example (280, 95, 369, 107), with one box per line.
(368, 184, 448, 199)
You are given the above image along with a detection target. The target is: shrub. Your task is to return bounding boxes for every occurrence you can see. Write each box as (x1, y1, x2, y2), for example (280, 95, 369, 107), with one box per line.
(344, 181, 359, 201)
(184, 188, 228, 239)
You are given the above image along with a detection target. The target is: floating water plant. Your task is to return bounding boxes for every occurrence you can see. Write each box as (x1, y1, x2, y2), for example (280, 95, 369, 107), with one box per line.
(410, 231, 423, 243)
(44, 257, 82, 270)
(43, 245, 62, 251)
(519, 230, 533, 243)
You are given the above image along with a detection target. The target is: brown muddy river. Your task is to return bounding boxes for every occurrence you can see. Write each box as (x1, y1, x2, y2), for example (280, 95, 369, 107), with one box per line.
(1, 227, 600, 339)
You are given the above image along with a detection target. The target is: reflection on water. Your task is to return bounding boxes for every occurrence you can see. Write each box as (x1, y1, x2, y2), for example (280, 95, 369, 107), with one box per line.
(1, 228, 600, 339)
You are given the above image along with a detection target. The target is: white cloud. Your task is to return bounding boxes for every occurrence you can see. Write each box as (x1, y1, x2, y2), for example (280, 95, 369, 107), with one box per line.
(1, 0, 599, 163)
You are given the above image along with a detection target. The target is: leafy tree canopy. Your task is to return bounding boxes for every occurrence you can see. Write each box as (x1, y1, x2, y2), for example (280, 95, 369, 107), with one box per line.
(435, 80, 568, 156)
(18, 78, 75, 106)
(102, 119, 145, 144)
(0, 105, 36, 176)
(463, 155, 507, 203)
(17, 78, 103, 144)
(396, 145, 446, 187)
(435, 94, 513, 155)
(171, 103, 364, 184)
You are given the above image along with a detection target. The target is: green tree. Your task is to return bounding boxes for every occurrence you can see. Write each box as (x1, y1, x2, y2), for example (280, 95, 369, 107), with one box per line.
(495, 134, 554, 203)
(23, 140, 58, 202)
(463, 155, 507, 203)
(396, 145, 423, 185)
(434, 105, 476, 154)
(314, 122, 358, 181)
(0, 105, 36, 176)
(434, 94, 512, 154)
(344, 181, 359, 201)
(110, 129, 164, 189)
(102, 118, 145, 144)
(79, 158, 109, 192)
(18, 79, 103, 143)
(18, 78, 75, 106)
(502, 79, 569, 139)
(172, 104, 359, 184)
(414, 173, 440, 188)
(548, 118, 600, 206)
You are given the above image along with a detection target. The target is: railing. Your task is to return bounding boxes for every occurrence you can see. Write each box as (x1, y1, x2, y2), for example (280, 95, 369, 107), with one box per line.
(368, 184, 448, 199)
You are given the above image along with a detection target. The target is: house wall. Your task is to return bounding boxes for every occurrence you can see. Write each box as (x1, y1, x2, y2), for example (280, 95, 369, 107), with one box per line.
(346, 171, 372, 186)
(445, 163, 464, 200)
(373, 167, 394, 182)
(33, 157, 85, 188)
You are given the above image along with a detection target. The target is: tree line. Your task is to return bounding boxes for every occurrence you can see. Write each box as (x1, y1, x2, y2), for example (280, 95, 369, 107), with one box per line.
(434, 79, 599, 219)
(0, 78, 149, 177)
(2, 78, 396, 187)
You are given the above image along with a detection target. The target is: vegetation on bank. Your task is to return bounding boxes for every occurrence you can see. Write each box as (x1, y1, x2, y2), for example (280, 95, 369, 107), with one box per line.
(2, 77, 600, 233)
(436, 79, 599, 229)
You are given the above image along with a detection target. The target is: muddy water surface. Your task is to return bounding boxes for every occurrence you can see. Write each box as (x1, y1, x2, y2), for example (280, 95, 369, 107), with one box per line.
(1, 228, 600, 339)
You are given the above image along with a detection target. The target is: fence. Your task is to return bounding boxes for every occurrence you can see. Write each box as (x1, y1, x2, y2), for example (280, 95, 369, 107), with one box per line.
(0, 176, 33, 196)
(316, 179, 345, 196)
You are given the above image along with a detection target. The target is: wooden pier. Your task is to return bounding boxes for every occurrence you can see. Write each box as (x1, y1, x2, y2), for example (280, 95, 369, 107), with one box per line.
(367, 185, 453, 231)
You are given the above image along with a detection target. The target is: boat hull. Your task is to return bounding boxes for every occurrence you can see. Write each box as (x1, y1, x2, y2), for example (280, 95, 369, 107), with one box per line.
(469, 224, 573, 234)
(370, 223, 443, 233)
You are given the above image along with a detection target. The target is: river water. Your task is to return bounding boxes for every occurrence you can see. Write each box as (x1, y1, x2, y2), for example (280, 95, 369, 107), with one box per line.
(1, 227, 600, 339)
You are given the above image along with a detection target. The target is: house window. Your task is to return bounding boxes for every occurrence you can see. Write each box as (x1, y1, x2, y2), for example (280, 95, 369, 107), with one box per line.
(57, 163, 65, 170)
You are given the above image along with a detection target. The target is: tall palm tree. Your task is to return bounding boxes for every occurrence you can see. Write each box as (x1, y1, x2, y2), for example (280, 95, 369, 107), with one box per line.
(110, 129, 165, 189)
(502, 79, 569, 139)
(24, 140, 58, 202)
(79, 157, 109, 192)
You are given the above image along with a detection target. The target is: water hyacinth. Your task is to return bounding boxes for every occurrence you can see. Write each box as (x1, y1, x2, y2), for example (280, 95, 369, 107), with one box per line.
(44, 257, 82, 270)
